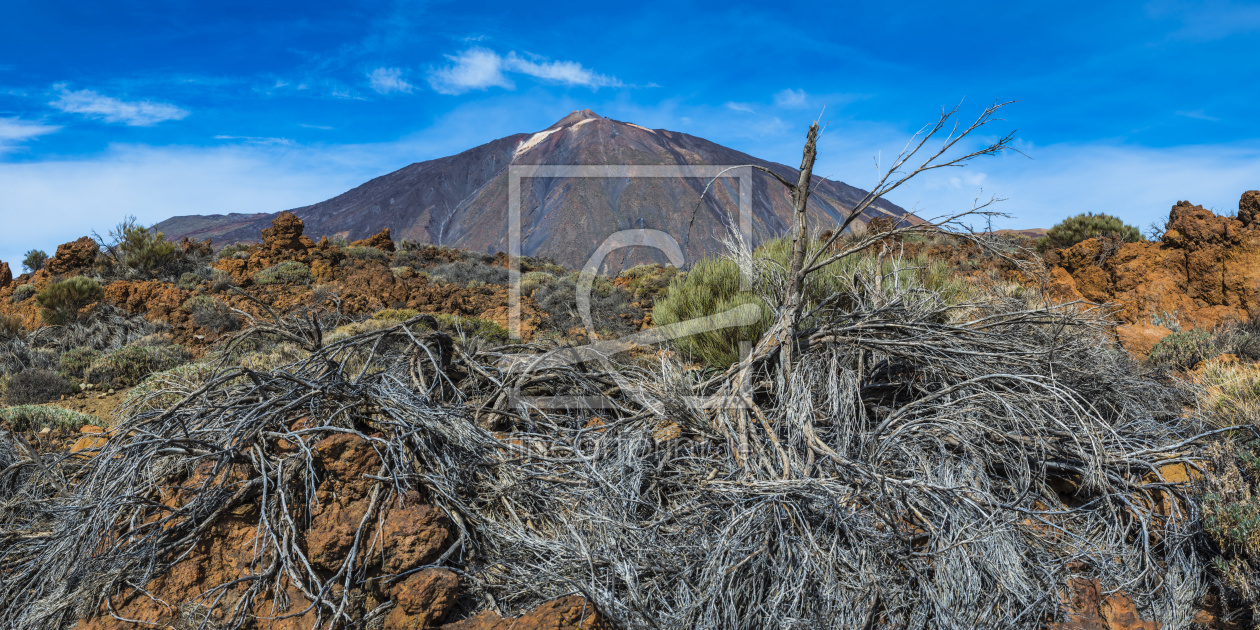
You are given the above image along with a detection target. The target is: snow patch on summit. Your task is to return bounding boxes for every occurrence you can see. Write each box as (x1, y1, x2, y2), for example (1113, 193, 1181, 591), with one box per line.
(514, 127, 563, 159)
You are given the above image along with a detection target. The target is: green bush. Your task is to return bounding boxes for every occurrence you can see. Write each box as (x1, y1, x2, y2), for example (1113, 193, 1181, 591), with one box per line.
(0, 405, 97, 432)
(217, 242, 254, 260)
(111, 219, 177, 273)
(59, 346, 101, 380)
(254, 261, 313, 286)
(177, 272, 202, 291)
(651, 258, 770, 368)
(35, 276, 105, 325)
(344, 246, 390, 262)
(86, 344, 190, 388)
(4, 369, 76, 404)
(1147, 329, 1216, 370)
(10, 284, 36, 303)
(616, 264, 681, 309)
(1037, 212, 1143, 252)
(21, 249, 47, 273)
(653, 236, 965, 368)
(519, 271, 556, 297)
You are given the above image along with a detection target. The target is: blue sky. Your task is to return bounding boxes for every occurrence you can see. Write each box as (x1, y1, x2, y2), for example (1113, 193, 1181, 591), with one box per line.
(2, 0, 1259, 267)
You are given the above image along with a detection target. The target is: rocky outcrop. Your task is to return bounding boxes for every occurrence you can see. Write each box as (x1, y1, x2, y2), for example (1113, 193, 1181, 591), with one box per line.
(260, 211, 316, 252)
(0, 261, 11, 289)
(45, 236, 100, 276)
(351, 228, 396, 252)
(1048, 191, 1260, 330)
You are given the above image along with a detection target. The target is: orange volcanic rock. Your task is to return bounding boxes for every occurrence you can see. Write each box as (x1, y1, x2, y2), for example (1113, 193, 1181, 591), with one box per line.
(385, 569, 460, 629)
(1049, 191, 1260, 330)
(1047, 578, 1159, 630)
(45, 236, 99, 276)
(0, 261, 10, 289)
(351, 228, 396, 252)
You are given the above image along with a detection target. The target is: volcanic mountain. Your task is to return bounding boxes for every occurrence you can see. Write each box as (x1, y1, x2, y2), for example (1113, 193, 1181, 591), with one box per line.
(155, 110, 918, 270)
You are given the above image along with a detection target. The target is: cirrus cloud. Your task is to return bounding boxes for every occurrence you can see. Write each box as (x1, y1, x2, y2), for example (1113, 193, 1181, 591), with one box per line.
(0, 117, 60, 153)
(50, 85, 189, 126)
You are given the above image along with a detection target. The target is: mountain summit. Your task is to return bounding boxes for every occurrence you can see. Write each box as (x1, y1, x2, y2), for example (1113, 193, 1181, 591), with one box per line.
(155, 111, 918, 270)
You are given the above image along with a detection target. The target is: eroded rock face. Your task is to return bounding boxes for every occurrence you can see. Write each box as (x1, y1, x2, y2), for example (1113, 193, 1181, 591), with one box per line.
(351, 228, 396, 252)
(45, 236, 100, 276)
(1049, 191, 1260, 329)
(0, 262, 11, 289)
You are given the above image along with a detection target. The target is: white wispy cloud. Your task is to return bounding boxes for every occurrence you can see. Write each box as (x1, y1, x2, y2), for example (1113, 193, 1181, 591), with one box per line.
(1176, 109, 1220, 122)
(214, 135, 295, 145)
(774, 88, 809, 107)
(503, 52, 622, 88)
(427, 48, 514, 95)
(725, 102, 756, 114)
(367, 67, 414, 94)
(0, 117, 60, 142)
(50, 85, 189, 126)
(427, 47, 622, 95)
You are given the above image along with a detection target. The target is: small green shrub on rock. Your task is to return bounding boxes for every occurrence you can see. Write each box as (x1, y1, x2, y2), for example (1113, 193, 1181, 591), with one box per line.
(0, 405, 96, 432)
(36, 276, 104, 325)
(59, 346, 101, 380)
(344, 246, 390, 262)
(1148, 329, 1217, 370)
(254, 261, 313, 286)
(217, 242, 254, 260)
(1037, 212, 1143, 252)
(10, 284, 36, 303)
(86, 344, 189, 388)
(4, 368, 76, 404)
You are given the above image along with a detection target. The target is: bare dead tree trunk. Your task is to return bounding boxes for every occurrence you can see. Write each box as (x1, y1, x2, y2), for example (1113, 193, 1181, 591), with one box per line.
(779, 122, 819, 379)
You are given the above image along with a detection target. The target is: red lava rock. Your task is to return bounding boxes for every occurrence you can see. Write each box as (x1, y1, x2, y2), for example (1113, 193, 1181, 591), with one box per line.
(381, 500, 452, 574)
(440, 596, 610, 630)
(351, 228, 396, 252)
(1050, 192, 1260, 331)
(385, 569, 460, 629)
(305, 434, 382, 571)
(1047, 578, 1159, 630)
(0, 261, 10, 289)
(45, 236, 100, 276)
